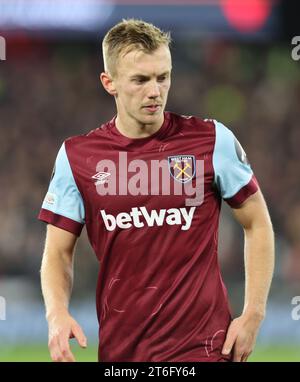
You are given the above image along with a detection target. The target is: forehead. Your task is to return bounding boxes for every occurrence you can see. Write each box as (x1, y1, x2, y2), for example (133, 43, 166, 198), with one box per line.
(117, 45, 172, 76)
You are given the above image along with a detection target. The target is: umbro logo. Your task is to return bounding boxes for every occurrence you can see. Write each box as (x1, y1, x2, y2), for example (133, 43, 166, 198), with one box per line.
(92, 171, 111, 185)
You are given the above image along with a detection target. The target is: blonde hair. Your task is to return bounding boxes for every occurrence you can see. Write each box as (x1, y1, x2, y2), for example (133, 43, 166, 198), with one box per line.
(102, 19, 171, 77)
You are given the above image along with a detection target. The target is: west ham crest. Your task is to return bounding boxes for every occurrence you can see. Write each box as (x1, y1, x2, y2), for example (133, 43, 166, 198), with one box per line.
(168, 155, 196, 184)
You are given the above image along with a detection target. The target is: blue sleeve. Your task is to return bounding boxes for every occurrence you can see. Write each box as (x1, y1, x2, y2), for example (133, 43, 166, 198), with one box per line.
(212, 121, 255, 200)
(41, 142, 85, 224)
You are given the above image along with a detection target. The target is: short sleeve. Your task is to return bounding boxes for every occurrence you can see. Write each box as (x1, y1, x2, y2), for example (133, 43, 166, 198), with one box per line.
(212, 121, 259, 208)
(38, 142, 85, 236)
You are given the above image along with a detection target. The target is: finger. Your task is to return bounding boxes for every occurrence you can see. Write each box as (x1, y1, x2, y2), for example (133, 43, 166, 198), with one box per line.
(58, 334, 76, 362)
(241, 352, 250, 362)
(52, 351, 64, 362)
(233, 343, 246, 362)
(222, 325, 238, 355)
(72, 323, 87, 348)
(49, 337, 64, 362)
(233, 349, 243, 362)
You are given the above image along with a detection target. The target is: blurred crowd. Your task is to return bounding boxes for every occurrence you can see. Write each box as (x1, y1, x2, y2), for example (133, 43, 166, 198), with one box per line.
(0, 38, 299, 304)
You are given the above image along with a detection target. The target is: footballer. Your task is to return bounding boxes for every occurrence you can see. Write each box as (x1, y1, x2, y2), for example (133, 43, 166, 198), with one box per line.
(38, 19, 274, 362)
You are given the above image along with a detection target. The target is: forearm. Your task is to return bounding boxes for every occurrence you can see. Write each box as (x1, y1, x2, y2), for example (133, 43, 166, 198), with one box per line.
(242, 222, 275, 318)
(40, 249, 74, 320)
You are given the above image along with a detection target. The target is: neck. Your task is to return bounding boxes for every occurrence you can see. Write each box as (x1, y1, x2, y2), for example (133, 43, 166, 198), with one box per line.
(115, 113, 164, 139)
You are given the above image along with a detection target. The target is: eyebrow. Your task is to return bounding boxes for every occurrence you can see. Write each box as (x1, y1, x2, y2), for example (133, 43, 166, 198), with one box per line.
(129, 71, 170, 80)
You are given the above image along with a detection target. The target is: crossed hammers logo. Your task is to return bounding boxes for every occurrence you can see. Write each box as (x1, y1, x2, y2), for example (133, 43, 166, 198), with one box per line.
(174, 162, 191, 179)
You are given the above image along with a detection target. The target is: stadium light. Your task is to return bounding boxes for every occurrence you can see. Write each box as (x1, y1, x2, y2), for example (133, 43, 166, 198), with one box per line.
(221, 0, 272, 33)
(0, 0, 114, 31)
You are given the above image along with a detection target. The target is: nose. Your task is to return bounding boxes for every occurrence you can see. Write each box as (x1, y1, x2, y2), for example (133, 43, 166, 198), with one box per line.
(147, 80, 160, 99)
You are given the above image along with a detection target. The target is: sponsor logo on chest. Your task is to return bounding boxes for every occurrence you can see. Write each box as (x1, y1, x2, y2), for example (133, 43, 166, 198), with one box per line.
(101, 206, 196, 231)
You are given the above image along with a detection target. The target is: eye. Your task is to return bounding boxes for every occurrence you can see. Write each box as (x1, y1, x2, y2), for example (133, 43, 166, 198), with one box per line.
(132, 77, 147, 84)
(158, 76, 167, 82)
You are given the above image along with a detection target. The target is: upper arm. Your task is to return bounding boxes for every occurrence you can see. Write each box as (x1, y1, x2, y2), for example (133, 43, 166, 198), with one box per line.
(44, 224, 78, 256)
(212, 120, 258, 208)
(38, 141, 85, 237)
(231, 189, 272, 230)
(212, 121, 272, 230)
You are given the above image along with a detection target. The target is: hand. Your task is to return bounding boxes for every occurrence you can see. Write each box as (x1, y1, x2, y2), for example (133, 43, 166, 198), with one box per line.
(47, 311, 87, 362)
(221, 312, 264, 362)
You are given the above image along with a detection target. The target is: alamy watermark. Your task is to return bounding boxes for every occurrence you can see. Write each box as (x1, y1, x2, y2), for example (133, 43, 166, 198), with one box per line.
(291, 36, 300, 61)
(291, 296, 300, 320)
(0, 36, 6, 61)
(0, 296, 6, 320)
(91, 153, 205, 207)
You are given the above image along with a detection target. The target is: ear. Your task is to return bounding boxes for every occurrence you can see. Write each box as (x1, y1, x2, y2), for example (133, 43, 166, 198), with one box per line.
(100, 72, 117, 96)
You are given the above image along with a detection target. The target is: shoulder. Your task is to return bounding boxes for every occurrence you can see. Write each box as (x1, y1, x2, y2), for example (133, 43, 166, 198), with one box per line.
(170, 112, 215, 129)
(63, 121, 111, 153)
(65, 124, 107, 144)
(169, 113, 237, 146)
(168, 112, 236, 142)
(213, 120, 235, 139)
(169, 112, 216, 138)
(212, 120, 247, 164)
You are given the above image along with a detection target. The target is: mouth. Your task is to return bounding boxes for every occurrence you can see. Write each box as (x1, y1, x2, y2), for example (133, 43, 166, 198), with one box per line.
(143, 104, 161, 113)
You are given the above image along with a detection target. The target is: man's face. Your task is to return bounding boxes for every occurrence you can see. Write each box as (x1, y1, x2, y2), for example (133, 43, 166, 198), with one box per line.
(112, 45, 172, 126)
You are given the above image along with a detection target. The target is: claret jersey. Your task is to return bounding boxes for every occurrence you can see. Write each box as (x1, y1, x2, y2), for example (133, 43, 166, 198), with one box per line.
(38, 112, 258, 362)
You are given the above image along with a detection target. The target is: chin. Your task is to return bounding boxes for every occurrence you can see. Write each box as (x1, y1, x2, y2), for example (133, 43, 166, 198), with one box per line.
(141, 111, 164, 124)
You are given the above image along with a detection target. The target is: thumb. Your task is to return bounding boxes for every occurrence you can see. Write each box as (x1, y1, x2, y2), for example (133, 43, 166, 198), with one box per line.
(71, 323, 87, 348)
(222, 323, 237, 355)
